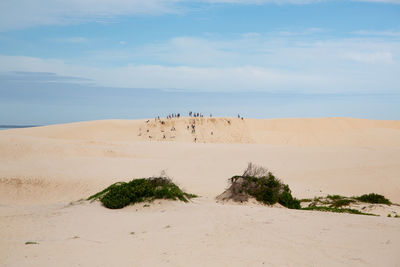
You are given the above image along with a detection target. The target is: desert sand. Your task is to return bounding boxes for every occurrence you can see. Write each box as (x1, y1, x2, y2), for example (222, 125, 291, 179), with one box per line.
(1, 117, 400, 266)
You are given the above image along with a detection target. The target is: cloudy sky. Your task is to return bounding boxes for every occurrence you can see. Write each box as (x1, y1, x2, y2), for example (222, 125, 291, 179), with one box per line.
(0, 0, 399, 124)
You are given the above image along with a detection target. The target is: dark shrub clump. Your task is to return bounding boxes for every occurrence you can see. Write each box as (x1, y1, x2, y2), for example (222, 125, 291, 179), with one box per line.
(355, 193, 391, 205)
(88, 177, 197, 209)
(217, 163, 300, 209)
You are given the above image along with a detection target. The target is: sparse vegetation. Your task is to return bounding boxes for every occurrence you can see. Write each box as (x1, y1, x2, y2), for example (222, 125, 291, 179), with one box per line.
(299, 192, 393, 216)
(88, 176, 197, 209)
(355, 193, 391, 205)
(25, 241, 38, 245)
(299, 198, 313, 202)
(217, 163, 301, 209)
(242, 162, 270, 178)
(302, 206, 376, 216)
(329, 198, 356, 208)
(218, 163, 393, 216)
(327, 194, 345, 200)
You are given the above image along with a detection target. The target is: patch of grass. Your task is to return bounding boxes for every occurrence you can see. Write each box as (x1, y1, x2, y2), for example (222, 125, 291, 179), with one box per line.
(324, 195, 356, 208)
(87, 182, 126, 201)
(355, 193, 391, 205)
(330, 198, 356, 208)
(220, 163, 301, 209)
(301, 192, 394, 216)
(25, 241, 38, 245)
(299, 198, 313, 202)
(305, 193, 392, 209)
(327, 194, 345, 200)
(302, 206, 376, 216)
(88, 177, 197, 209)
(183, 193, 198, 199)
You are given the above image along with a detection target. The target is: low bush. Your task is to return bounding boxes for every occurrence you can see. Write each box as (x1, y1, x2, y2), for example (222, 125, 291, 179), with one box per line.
(355, 193, 391, 205)
(88, 177, 197, 209)
(218, 163, 300, 209)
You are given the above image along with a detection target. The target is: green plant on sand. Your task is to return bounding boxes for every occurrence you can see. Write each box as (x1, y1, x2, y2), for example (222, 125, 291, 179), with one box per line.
(88, 176, 197, 209)
(302, 206, 376, 216)
(300, 193, 393, 216)
(355, 193, 391, 205)
(25, 241, 39, 245)
(217, 163, 301, 209)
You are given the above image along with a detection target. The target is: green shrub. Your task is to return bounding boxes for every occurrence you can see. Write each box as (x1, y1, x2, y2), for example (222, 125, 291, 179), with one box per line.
(279, 188, 301, 209)
(88, 177, 197, 209)
(355, 193, 391, 205)
(220, 163, 300, 209)
(101, 185, 132, 209)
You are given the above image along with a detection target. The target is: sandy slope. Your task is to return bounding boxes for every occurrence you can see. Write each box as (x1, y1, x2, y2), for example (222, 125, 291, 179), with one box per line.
(10, 117, 400, 146)
(1, 201, 400, 267)
(1, 117, 400, 266)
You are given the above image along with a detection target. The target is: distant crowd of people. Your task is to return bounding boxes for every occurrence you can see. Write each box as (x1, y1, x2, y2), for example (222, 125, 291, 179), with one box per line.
(166, 113, 181, 119)
(153, 112, 244, 121)
(189, 111, 208, 118)
(145, 111, 245, 143)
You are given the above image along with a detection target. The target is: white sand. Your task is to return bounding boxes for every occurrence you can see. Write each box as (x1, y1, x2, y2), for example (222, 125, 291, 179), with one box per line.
(1, 117, 400, 266)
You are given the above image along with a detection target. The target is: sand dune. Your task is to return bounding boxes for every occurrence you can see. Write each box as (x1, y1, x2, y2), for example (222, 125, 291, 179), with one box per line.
(1, 117, 400, 266)
(1, 117, 399, 204)
(1, 117, 399, 202)
(6, 117, 400, 146)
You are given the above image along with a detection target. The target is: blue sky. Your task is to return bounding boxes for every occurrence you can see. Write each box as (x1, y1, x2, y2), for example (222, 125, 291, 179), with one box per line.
(0, 0, 399, 124)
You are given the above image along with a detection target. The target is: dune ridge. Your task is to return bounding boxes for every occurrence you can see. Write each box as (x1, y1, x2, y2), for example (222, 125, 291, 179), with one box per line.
(1, 117, 399, 205)
(3, 117, 400, 147)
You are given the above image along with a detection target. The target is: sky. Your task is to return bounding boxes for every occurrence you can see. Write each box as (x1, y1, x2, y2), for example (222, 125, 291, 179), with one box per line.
(0, 0, 399, 124)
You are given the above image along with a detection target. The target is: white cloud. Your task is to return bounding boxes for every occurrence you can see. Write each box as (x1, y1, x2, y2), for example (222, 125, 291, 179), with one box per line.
(86, 33, 400, 69)
(355, 0, 400, 3)
(0, 31, 399, 93)
(200, 0, 324, 3)
(0, 55, 323, 92)
(0, 0, 180, 31)
(49, 37, 89, 43)
(0, 41, 398, 94)
(352, 30, 400, 37)
(344, 51, 393, 63)
(1, 0, 399, 31)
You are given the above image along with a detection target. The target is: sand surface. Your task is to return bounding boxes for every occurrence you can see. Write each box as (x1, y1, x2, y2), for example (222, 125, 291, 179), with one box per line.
(1, 117, 400, 266)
